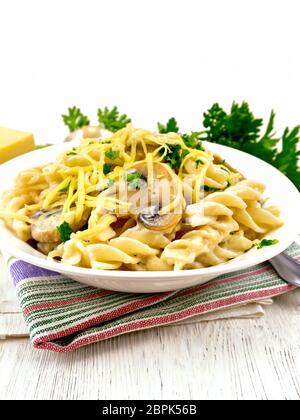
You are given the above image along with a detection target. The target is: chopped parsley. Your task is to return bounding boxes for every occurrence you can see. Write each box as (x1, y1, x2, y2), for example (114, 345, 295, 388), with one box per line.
(126, 172, 144, 190)
(58, 181, 71, 193)
(163, 144, 189, 170)
(57, 222, 73, 242)
(257, 239, 279, 249)
(103, 163, 112, 175)
(66, 151, 77, 156)
(105, 149, 120, 160)
(182, 132, 205, 150)
(156, 118, 205, 151)
(203, 185, 222, 192)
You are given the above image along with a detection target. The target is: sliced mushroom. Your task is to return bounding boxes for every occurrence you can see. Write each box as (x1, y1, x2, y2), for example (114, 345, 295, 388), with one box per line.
(64, 125, 112, 142)
(31, 209, 62, 243)
(124, 162, 184, 233)
(31, 208, 90, 243)
(37, 242, 60, 255)
(138, 205, 182, 232)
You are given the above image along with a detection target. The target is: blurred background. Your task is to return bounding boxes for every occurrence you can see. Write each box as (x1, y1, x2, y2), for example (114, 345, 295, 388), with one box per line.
(0, 0, 299, 143)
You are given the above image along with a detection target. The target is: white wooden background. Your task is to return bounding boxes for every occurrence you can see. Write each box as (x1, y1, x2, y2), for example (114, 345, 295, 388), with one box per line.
(1, 288, 300, 400)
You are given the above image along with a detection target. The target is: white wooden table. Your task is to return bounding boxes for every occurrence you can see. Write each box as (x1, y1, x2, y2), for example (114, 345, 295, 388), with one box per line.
(1, 284, 300, 400)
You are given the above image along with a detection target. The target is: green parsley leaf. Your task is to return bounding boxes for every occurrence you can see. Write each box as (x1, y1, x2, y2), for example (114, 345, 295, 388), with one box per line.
(162, 144, 189, 170)
(196, 159, 204, 168)
(105, 149, 120, 160)
(36, 143, 53, 150)
(97, 106, 131, 132)
(157, 117, 179, 134)
(182, 132, 205, 150)
(242, 110, 280, 165)
(257, 239, 279, 249)
(202, 102, 300, 190)
(203, 102, 263, 147)
(57, 222, 73, 242)
(66, 151, 77, 156)
(103, 163, 112, 175)
(203, 185, 222, 192)
(58, 181, 71, 193)
(62, 106, 90, 132)
(126, 172, 144, 190)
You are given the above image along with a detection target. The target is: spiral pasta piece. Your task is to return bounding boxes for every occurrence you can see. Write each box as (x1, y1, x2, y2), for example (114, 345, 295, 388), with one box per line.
(161, 180, 282, 270)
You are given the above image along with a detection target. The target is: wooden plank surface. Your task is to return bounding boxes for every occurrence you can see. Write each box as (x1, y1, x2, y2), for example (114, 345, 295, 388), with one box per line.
(0, 289, 300, 400)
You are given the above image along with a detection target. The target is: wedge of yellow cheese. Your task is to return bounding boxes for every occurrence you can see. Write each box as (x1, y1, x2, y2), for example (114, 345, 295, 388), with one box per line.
(0, 128, 35, 164)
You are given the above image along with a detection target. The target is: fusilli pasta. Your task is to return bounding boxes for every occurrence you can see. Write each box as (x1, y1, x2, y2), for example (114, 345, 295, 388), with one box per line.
(0, 125, 283, 271)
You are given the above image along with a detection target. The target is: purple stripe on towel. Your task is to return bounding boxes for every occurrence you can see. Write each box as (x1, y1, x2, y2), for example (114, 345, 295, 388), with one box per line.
(10, 260, 59, 285)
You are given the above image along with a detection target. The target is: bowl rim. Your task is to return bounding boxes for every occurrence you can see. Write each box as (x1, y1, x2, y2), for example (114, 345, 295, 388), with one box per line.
(0, 140, 299, 280)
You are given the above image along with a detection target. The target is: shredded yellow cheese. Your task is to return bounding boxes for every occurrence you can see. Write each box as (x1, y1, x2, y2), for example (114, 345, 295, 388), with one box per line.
(64, 177, 76, 213)
(0, 211, 30, 223)
(146, 153, 154, 192)
(75, 168, 85, 222)
(194, 154, 214, 202)
(43, 176, 72, 209)
(72, 214, 117, 240)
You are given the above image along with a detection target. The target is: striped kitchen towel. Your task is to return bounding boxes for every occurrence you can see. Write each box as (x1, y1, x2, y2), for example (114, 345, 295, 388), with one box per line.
(8, 244, 299, 352)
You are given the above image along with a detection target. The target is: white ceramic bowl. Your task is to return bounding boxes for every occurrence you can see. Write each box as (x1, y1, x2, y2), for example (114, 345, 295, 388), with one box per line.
(0, 142, 299, 293)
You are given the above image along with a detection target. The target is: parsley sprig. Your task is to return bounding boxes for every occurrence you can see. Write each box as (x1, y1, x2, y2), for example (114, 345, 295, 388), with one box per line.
(62, 105, 131, 133)
(203, 102, 300, 190)
(163, 144, 189, 170)
(182, 132, 205, 150)
(98, 106, 131, 132)
(157, 117, 179, 134)
(62, 107, 90, 132)
(203, 102, 263, 147)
